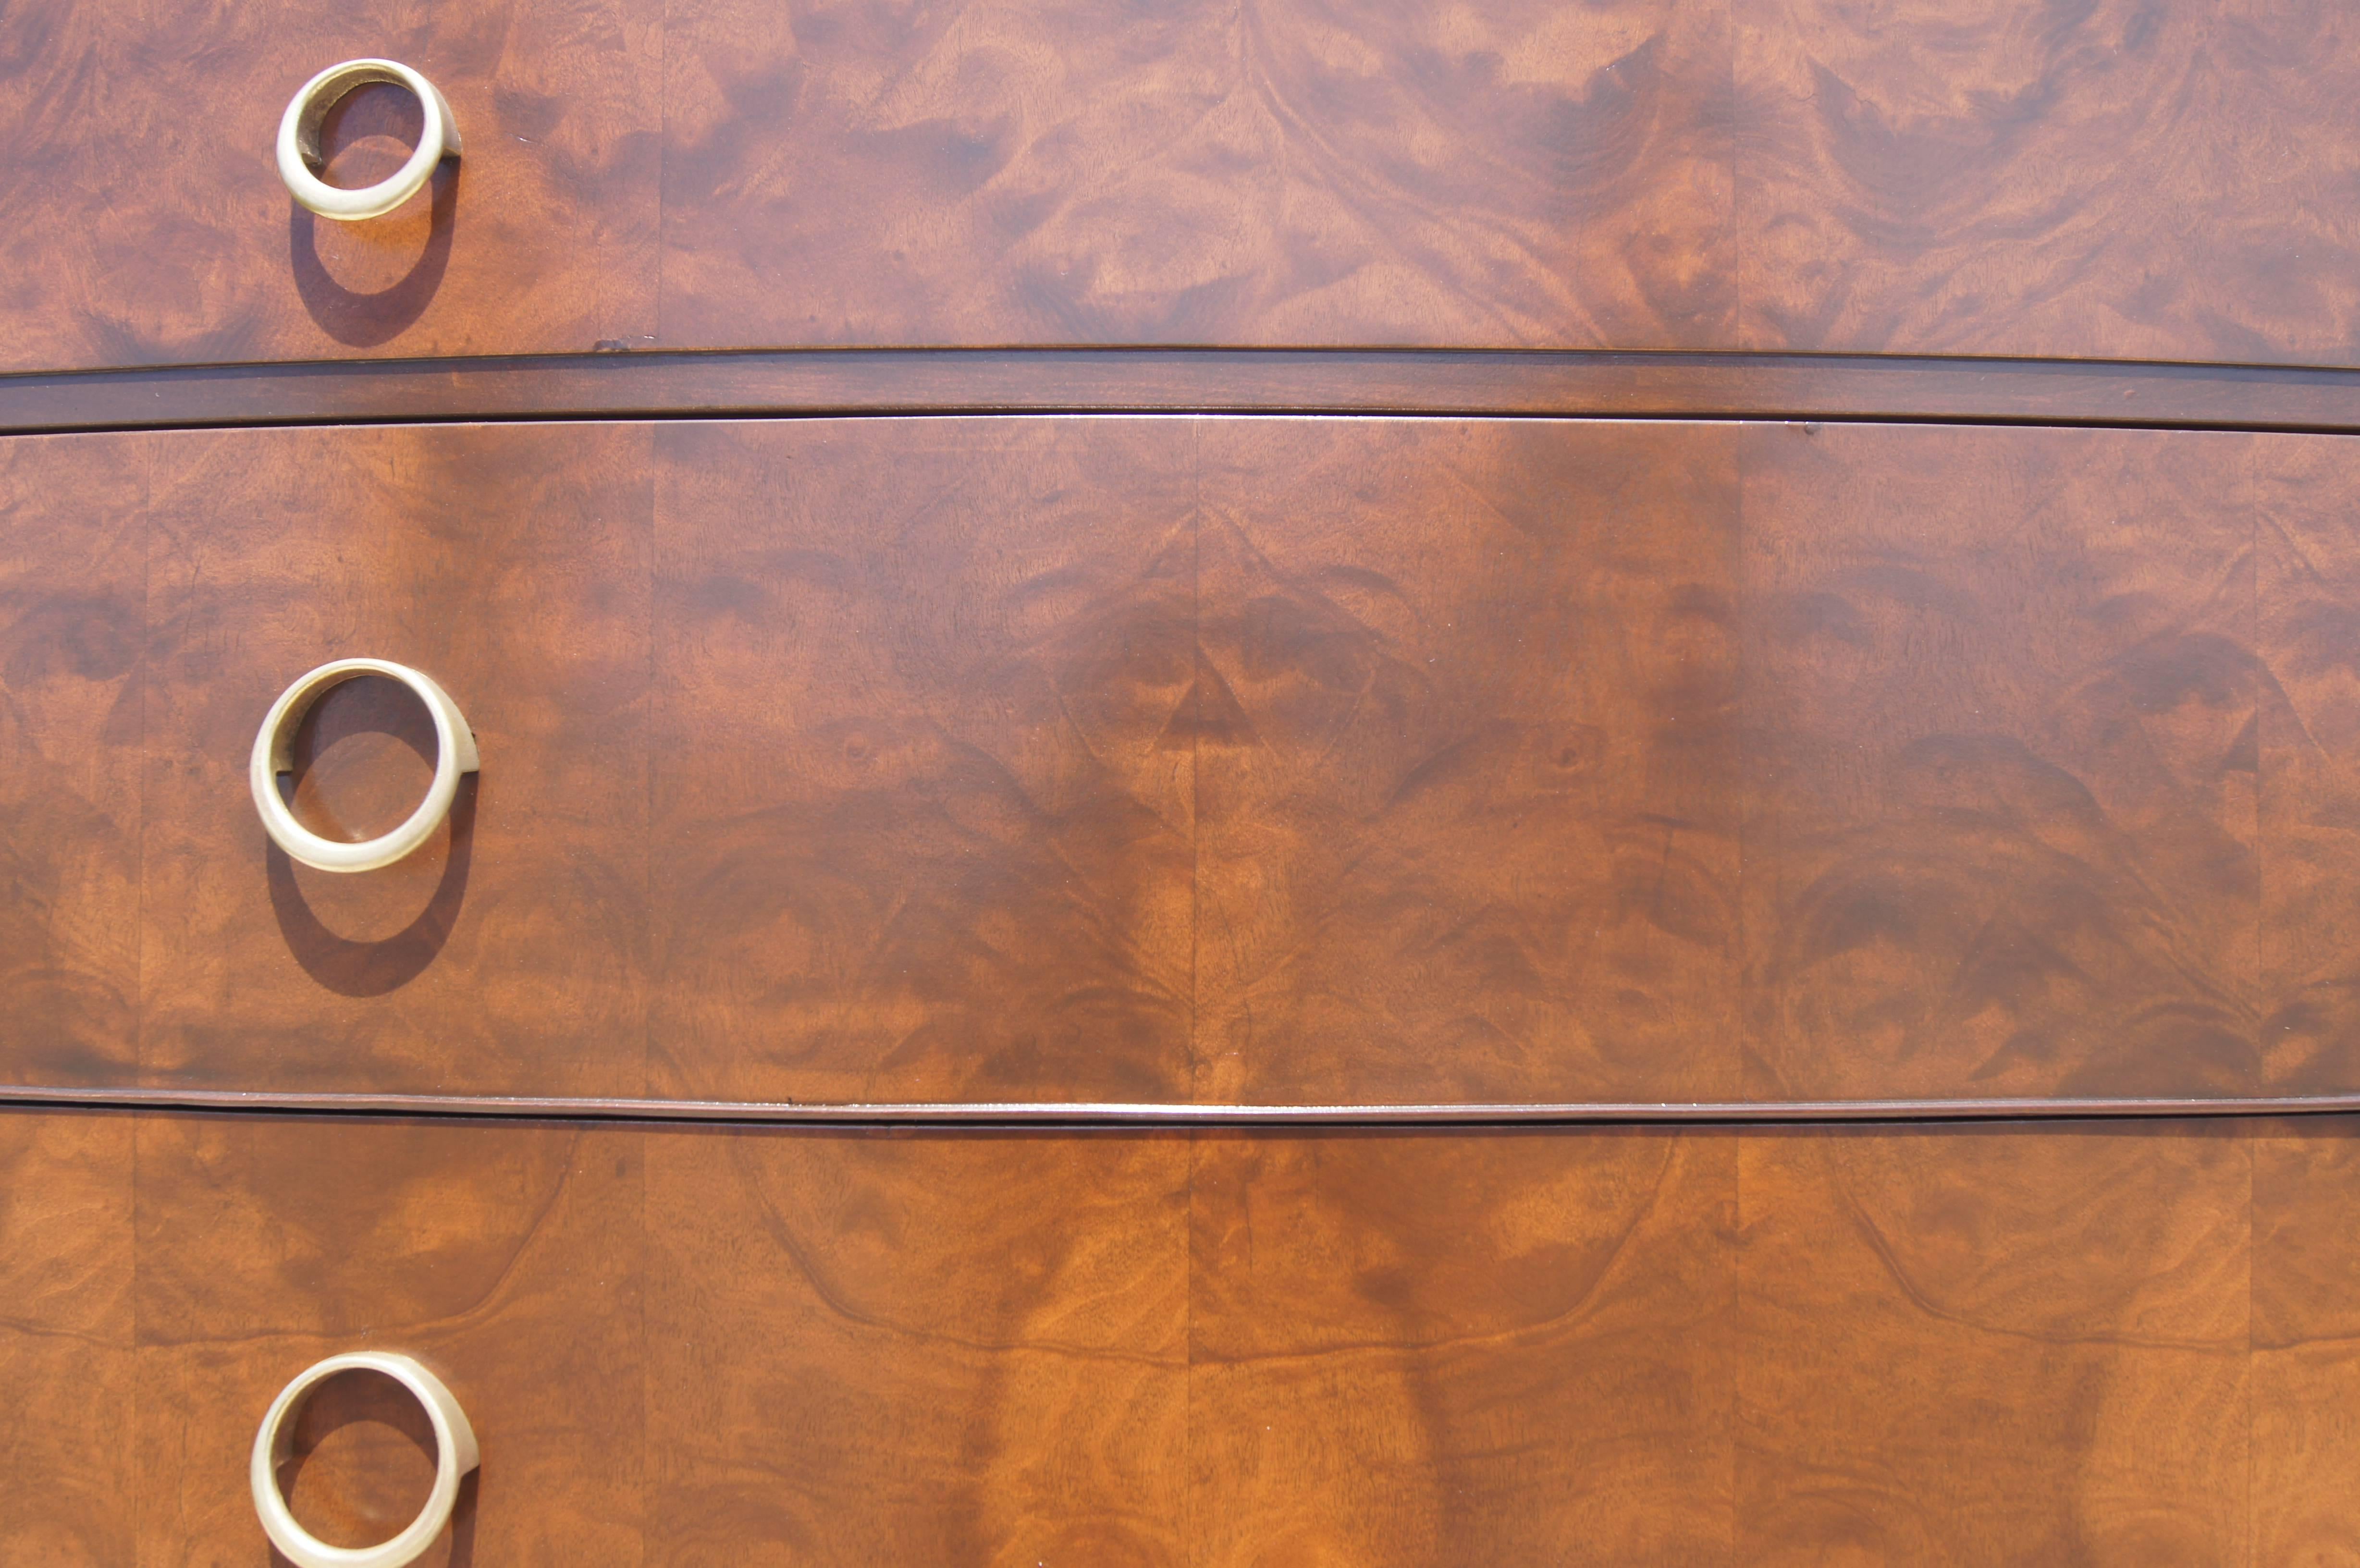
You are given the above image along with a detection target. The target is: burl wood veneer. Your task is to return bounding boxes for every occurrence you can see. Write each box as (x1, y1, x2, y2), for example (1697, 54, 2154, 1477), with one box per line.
(1, 0, 2355, 370)
(6, 1108, 2359, 1562)
(1, 417, 2353, 1106)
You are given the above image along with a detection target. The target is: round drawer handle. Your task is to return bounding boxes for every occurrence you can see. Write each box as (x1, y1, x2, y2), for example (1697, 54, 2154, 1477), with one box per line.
(249, 659, 479, 873)
(250, 1351, 480, 1568)
(276, 59, 462, 221)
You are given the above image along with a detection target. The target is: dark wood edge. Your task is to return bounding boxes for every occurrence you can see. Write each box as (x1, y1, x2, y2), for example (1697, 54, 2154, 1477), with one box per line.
(9, 348, 2360, 434)
(5, 1083, 2359, 1127)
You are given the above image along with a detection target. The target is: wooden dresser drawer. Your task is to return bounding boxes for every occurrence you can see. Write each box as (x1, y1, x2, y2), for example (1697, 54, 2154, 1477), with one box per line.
(4, 416, 2349, 1107)
(6, 1105, 2355, 1562)
(1, 0, 2355, 372)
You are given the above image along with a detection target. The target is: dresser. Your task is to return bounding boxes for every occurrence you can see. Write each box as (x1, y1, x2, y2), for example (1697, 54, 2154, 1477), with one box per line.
(5, 1, 2360, 1562)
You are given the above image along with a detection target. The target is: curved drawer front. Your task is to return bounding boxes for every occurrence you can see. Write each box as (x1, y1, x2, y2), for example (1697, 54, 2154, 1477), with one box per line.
(0, 0, 2355, 371)
(0, 416, 2348, 1106)
(6, 1107, 2357, 1561)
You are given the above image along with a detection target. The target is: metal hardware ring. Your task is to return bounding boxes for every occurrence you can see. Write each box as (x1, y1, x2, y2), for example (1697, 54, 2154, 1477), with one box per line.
(250, 1351, 479, 1568)
(249, 658, 479, 873)
(276, 59, 461, 221)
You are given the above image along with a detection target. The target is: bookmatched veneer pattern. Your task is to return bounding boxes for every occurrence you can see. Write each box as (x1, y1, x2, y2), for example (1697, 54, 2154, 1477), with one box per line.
(2, 419, 2355, 1106)
(1734, 0, 2360, 366)
(1193, 418, 1742, 1104)
(1741, 425, 2263, 1102)
(658, 0, 1737, 354)
(1, 2, 2356, 369)
(1188, 1128, 1737, 1563)
(1737, 1123, 2252, 1562)
(643, 1127, 1190, 1563)
(9, 1109, 2360, 1561)
(648, 420, 1197, 1105)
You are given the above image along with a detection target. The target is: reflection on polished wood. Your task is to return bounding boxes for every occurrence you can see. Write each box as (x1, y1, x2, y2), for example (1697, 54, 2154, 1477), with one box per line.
(1194, 418, 1742, 1104)
(649, 420, 1197, 1104)
(1738, 1124, 2250, 1562)
(137, 425, 655, 1098)
(644, 1127, 1189, 1563)
(657, 0, 1735, 354)
(1734, 0, 2360, 365)
(1742, 425, 2261, 1102)
(1, 2, 2356, 368)
(130, 1113, 640, 1566)
(1189, 1129, 1736, 1562)
(8, 1109, 2360, 1560)
(2, 419, 2356, 1104)
(0, 1112, 133, 1567)
(0, 0, 660, 375)
(0, 437, 145, 1086)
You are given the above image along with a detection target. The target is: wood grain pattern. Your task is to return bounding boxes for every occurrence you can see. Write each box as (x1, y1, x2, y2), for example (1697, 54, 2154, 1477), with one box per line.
(131, 1113, 643, 1567)
(2251, 1121, 2360, 1564)
(658, 0, 1733, 353)
(1188, 1128, 1735, 1563)
(643, 1127, 1188, 1563)
(2258, 438, 2360, 1093)
(1737, 1123, 2252, 1563)
(0, 1111, 133, 1567)
(1193, 418, 1742, 1104)
(3, 2, 2355, 368)
(5, 418, 2354, 1106)
(0, 435, 144, 1085)
(1743, 424, 2262, 1101)
(648, 419, 1197, 1104)
(137, 424, 655, 1098)
(9, 1108, 2358, 1560)
(0, 0, 660, 375)
(1734, 0, 2360, 365)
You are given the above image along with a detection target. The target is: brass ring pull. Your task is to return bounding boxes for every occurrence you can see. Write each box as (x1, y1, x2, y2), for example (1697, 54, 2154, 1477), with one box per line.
(249, 659, 479, 873)
(276, 59, 461, 221)
(250, 1351, 479, 1568)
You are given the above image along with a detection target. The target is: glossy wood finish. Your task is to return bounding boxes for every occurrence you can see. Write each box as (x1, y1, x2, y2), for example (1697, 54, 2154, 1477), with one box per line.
(1, 2, 2356, 370)
(132, 1114, 644, 1567)
(1188, 1128, 1736, 1561)
(6, 418, 2358, 1105)
(2252, 1127, 2360, 1564)
(139, 425, 655, 1098)
(1738, 1124, 2251, 1561)
(656, 0, 1736, 355)
(648, 419, 1196, 1104)
(1195, 418, 1743, 1103)
(1734, 0, 2360, 366)
(1742, 425, 2262, 1102)
(644, 1127, 1188, 1563)
(2259, 443, 2360, 1094)
(0, 436, 144, 1086)
(0, 1111, 133, 1567)
(0, 0, 660, 375)
(11, 1108, 2360, 1561)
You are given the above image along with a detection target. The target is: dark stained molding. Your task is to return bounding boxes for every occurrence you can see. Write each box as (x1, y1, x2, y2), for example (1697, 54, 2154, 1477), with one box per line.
(8, 347, 2360, 435)
(3, 1082, 2354, 1128)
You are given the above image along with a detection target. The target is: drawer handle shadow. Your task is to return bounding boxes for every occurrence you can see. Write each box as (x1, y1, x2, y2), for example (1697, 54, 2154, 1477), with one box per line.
(251, 1351, 479, 1568)
(250, 659, 479, 873)
(277, 59, 461, 222)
